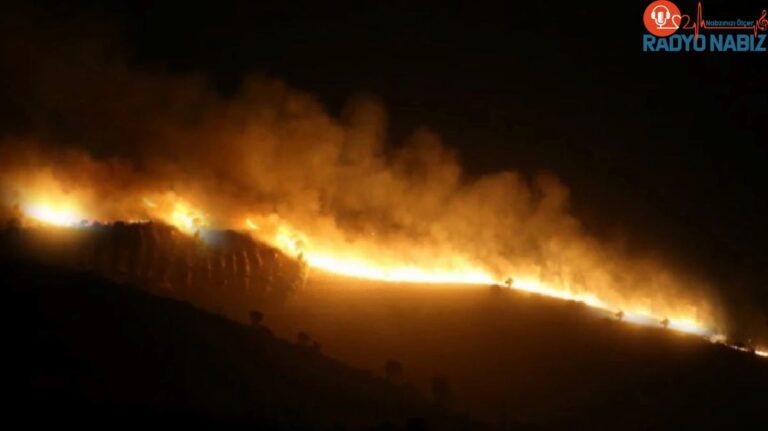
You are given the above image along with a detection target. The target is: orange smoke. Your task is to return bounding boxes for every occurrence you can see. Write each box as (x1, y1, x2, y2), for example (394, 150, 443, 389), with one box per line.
(3, 173, 717, 338)
(235, 214, 714, 337)
(0, 19, 738, 344)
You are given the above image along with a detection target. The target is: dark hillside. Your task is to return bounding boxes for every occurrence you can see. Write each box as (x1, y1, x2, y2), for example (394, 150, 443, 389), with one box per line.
(2, 258, 479, 430)
(268, 275, 768, 430)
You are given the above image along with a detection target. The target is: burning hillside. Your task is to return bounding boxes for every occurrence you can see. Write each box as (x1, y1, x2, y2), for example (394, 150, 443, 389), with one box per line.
(4, 143, 718, 340)
(0, 13, 766, 354)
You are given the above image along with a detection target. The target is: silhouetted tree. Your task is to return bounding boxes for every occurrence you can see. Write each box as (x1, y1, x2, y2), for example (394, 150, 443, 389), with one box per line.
(734, 339, 755, 353)
(249, 310, 264, 327)
(504, 277, 513, 288)
(615, 310, 624, 321)
(384, 359, 404, 383)
(431, 376, 452, 406)
(660, 317, 670, 329)
(297, 331, 311, 347)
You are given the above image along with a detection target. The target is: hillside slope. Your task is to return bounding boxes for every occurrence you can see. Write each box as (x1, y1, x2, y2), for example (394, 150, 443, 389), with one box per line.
(267, 275, 768, 430)
(2, 258, 479, 430)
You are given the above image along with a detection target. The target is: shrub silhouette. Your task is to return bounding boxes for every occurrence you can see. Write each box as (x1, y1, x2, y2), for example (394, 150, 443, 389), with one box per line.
(431, 376, 452, 406)
(384, 359, 404, 383)
(249, 310, 264, 327)
(297, 331, 312, 347)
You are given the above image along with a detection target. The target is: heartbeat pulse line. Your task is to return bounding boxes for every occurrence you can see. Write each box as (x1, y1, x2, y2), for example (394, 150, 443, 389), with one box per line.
(676, 2, 768, 38)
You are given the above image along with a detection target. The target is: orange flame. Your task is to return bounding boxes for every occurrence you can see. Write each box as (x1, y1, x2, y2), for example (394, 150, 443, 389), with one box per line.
(21, 201, 83, 226)
(3, 181, 717, 339)
(142, 193, 207, 234)
(4, 187, 756, 355)
(242, 216, 715, 337)
(0, 176, 721, 342)
(10, 173, 87, 227)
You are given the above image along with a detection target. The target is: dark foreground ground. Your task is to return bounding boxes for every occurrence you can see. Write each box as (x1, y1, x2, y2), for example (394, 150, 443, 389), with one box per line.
(1, 258, 480, 431)
(3, 256, 768, 430)
(267, 275, 768, 430)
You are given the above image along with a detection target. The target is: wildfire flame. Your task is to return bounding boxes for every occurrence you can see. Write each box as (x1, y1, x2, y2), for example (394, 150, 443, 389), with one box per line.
(5, 188, 714, 338)
(267, 220, 492, 284)
(12, 177, 86, 227)
(5, 187, 762, 356)
(6, 187, 715, 338)
(142, 193, 208, 234)
(0, 26, 763, 360)
(21, 201, 82, 227)
(242, 216, 716, 337)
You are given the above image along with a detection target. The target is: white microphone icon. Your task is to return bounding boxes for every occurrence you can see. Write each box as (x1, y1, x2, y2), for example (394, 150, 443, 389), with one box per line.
(651, 5, 671, 28)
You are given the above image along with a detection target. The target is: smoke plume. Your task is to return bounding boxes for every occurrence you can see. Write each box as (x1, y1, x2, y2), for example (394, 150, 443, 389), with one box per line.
(2, 12, 754, 340)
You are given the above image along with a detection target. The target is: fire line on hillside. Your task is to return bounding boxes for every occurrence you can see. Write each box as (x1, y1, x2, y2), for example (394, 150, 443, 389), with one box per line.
(2, 185, 765, 359)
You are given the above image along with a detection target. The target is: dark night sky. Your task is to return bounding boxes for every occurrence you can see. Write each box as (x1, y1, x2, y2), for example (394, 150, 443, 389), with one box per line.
(9, 1, 768, 316)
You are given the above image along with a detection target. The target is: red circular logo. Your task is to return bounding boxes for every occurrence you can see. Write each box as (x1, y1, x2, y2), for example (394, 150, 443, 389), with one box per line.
(643, 1, 681, 37)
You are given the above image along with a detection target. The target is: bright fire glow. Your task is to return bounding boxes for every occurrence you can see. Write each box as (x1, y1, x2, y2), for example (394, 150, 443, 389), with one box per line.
(245, 217, 716, 338)
(2, 186, 760, 354)
(142, 194, 207, 234)
(667, 319, 710, 335)
(511, 277, 607, 308)
(266, 219, 495, 284)
(307, 254, 496, 285)
(6, 190, 761, 356)
(169, 202, 204, 233)
(8, 171, 87, 227)
(21, 201, 82, 226)
(6, 189, 717, 339)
